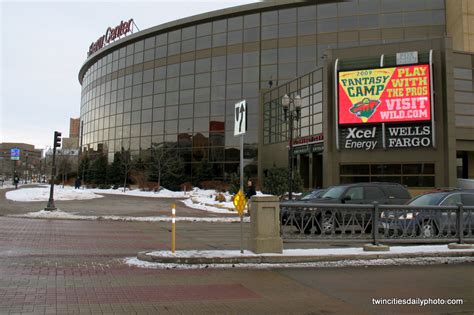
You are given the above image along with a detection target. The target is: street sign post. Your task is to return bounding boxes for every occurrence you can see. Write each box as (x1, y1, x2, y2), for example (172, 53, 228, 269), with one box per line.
(234, 100, 247, 254)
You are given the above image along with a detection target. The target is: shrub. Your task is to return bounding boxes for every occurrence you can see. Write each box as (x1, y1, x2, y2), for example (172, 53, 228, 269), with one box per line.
(263, 167, 303, 198)
(98, 184, 110, 189)
(214, 193, 226, 202)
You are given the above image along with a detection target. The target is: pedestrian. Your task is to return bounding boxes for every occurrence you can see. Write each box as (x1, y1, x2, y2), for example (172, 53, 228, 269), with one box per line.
(13, 174, 19, 189)
(75, 177, 82, 189)
(245, 179, 257, 216)
(0, 176, 4, 187)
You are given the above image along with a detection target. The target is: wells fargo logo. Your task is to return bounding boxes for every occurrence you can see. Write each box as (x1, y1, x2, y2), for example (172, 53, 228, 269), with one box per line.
(338, 65, 431, 125)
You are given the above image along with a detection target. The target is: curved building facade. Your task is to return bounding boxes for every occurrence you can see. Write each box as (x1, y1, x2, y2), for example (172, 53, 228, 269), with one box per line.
(79, 0, 462, 183)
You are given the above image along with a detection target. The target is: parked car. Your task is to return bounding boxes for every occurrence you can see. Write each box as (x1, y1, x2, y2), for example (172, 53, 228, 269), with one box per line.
(380, 189, 474, 238)
(280, 189, 326, 224)
(281, 183, 411, 234)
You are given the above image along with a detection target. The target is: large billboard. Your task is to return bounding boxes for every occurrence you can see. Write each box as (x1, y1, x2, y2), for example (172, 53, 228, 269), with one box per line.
(338, 64, 431, 125)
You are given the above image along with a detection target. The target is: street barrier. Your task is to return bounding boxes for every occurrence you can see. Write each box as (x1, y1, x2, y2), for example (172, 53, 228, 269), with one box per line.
(280, 202, 474, 244)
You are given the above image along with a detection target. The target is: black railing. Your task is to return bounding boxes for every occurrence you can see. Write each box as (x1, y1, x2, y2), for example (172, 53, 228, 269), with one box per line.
(280, 202, 474, 243)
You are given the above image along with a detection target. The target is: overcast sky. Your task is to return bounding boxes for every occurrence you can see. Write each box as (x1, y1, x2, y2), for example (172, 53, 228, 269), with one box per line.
(0, 0, 258, 149)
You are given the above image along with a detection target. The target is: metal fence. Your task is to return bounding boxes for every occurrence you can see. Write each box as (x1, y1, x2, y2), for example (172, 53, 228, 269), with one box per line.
(280, 202, 474, 244)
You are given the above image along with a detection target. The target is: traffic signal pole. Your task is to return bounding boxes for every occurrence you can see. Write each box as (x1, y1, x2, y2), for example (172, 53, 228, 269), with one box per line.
(45, 131, 61, 211)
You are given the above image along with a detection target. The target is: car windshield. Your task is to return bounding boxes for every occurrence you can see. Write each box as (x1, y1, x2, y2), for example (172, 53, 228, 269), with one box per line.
(301, 190, 325, 200)
(408, 193, 447, 206)
(321, 186, 346, 199)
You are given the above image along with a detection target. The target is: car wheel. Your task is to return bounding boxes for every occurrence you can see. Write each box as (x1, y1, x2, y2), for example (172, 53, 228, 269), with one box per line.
(321, 214, 335, 234)
(419, 221, 437, 238)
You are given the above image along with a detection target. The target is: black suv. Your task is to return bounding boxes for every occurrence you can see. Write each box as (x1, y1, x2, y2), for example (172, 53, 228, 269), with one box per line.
(317, 182, 411, 205)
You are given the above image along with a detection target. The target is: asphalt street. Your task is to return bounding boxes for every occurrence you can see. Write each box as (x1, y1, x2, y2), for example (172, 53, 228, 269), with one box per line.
(0, 186, 473, 314)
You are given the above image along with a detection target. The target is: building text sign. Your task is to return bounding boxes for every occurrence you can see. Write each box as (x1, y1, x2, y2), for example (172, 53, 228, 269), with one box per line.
(88, 19, 134, 57)
(338, 64, 431, 124)
(340, 123, 432, 150)
(10, 148, 20, 160)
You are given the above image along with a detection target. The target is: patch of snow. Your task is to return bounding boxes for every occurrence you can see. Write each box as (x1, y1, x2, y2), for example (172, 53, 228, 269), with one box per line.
(145, 245, 474, 259)
(123, 256, 474, 270)
(11, 209, 249, 223)
(6, 186, 103, 202)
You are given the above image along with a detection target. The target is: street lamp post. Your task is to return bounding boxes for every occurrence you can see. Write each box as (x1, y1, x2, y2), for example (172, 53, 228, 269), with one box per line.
(282, 93, 301, 200)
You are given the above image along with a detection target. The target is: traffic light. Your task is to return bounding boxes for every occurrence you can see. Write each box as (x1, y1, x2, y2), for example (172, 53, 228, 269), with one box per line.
(54, 131, 62, 148)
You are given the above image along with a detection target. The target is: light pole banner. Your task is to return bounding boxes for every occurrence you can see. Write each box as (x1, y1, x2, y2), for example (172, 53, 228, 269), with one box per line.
(10, 148, 20, 161)
(338, 64, 431, 124)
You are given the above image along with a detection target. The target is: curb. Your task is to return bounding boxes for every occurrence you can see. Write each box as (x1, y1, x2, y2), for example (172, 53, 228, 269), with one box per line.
(137, 250, 474, 265)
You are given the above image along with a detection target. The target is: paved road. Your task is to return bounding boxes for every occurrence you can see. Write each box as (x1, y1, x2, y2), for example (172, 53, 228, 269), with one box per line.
(0, 187, 473, 314)
(0, 185, 235, 218)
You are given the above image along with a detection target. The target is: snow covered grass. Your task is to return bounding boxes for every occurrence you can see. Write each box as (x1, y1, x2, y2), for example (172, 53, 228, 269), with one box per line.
(6, 185, 103, 202)
(124, 255, 474, 270)
(12, 209, 249, 223)
(4, 185, 263, 214)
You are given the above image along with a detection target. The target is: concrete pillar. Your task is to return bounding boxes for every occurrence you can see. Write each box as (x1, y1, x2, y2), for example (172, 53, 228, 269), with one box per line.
(248, 196, 283, 254)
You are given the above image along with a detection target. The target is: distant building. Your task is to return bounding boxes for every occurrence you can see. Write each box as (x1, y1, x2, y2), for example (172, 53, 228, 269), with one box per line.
(0, 143, 43, 178)
(69, 118, 80, 138)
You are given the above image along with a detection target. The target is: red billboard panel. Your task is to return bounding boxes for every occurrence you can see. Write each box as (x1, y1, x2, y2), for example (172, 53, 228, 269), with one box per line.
(338, 64, 431, 125)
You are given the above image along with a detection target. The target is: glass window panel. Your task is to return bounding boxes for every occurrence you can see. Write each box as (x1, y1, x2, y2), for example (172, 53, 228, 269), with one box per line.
(431, 10, 445, 25)
(212, 85, 226, 100)
(142, 95, 152, 109)
(228, 16, 243, 31)
(262, 11, 277, 25)
(212, 56, 226, 71)
(197, 22, 212, 36)
(168, 42, 180, 55)
(227, 30, 242, 45)
(404, 11, 430, 26)
(196, 58, 211, 73)
(243, 51, 259, 67)
(181, 61, 195, 75)
(134, 40, 144, 52)
(244, 13, 260, 28)
(279, 23, 296, 38)
(141, 110, 152, 123)
(143, 82, 153, 96)
(318, 19, 338, 35)
(195, 73, 210, 88)
(279, 47, 296, 63)
(180, 75, 194, 90)
(194, 117, 209, 131)
(243, 67, 259, 82)
(134, 52, 143, 64)
(155, 66, 166, 79)
(145, 37, 155, 50)
(212, 19, 227, 33)
(381, 13, 403, 27)
(381, 0, 401, 12)
(261, 49, 277, 65)
(154, 80, 165, 93)
(227, 54, 242, 69)
(195, 87, 210, 102)
(131, 111, 141, 124)
(153, 93, 165, 107)
(166, 106, 178, 120)
(168, 30, 181, 43)
(359, 14, 379, 29)
(179, 104, 193, 118)
(262, 25, 278, 40)
(297, 5, 317, 21)
(165, 120, 178, 134)
(167, 64, 180, 77)
(212, 33, 227, 47)
(226, 84, 241, 99)
(317, 3, 337, 18)
(143, 69, 154, 83)
(166, 91, 179, 105)
(454, 68, 472, 80)
(244, 27, 260, 42)
(261, 64, 277, 80)
(196, 36, 211, 50)
(194, 102, 210, 117)
(227, 68, 242, 84)
(358, 0, 379, 14)
(182, 26, 195, 40)
(181, 39, 195, 53)
(211, 71, 226, 85)
(179, 119, 193, 133)
(278, 63, 297, 78)
(153, 108, 165, 121)
(155, 46, 167, 58)
(180, 89, 194, 104)
(211, 101, 225, 116)
(338, 16, 358, 31)
(298, 20, 317, 35)
(166, 77, 179, 92)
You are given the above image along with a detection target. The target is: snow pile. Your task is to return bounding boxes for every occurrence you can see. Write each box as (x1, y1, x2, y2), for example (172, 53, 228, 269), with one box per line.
(6, 186, 103, 202)
(13, 209, 249, 223)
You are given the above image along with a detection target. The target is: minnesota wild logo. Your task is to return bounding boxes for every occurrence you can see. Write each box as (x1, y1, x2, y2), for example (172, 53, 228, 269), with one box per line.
(349, 98, 380, 123)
